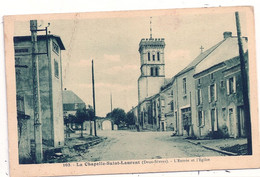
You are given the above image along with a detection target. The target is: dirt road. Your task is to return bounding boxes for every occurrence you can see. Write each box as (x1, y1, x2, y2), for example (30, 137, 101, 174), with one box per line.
(79, 130, 223, 161)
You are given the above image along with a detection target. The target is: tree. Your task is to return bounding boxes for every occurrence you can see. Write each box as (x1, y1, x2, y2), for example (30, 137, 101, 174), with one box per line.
(75, 107, 87, 137)
(64, 114, 76, 138)
(126, 111, 136, 127)
(106, 108, 126, 128)
(75, 106, 95, 137)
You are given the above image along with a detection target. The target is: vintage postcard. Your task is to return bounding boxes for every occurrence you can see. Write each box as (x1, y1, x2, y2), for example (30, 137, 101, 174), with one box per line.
(4, 6, 260, 177)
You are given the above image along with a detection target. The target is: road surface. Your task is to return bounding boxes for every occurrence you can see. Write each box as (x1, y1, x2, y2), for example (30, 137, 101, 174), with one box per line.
(76, 130, 223, 162)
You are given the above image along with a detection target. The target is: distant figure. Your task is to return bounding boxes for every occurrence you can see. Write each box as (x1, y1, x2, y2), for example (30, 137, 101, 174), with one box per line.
(184, 124, 190, 136)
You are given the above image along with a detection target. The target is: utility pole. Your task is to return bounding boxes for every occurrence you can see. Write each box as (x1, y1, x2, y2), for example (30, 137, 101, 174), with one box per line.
(30, 20, 43, 163)
(235, 12, 252, 155)
(92, 60, 97, 136)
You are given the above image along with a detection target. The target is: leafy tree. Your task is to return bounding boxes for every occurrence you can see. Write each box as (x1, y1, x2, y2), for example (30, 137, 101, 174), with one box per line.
(75, 106, 95, 137)
(76, 107, 87, 137)
(64, 114, 76, 138)
(106, 108, 126, 127)
(64, 114, 76, 125)
(86, 106, 95, 121)
(126, 111, 136, 127)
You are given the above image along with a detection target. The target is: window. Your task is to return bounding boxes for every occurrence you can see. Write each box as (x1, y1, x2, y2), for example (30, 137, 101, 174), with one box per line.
(157, 52, 160, 61)
(211, 108, 218, 131)
(221, 80, 224, 87)
(153, 54, 155, 61)
(54, 59, 59, 78)
(208, 83, 217, 102)
(198, 110, 204, 127)
(197, 88, 202, 105)
(150, 67, 154, 76)
(170, 101, 174, 111)
(227, 76, 236, 95)
(148, 52, 150, 61)
(210, 84, 215, 102)
(155, 67, 159, 76)
(210, 73, 214, 80)
(198, 79, 201, 84)
(222, 108, 226, 121)
(183, 78, 187, 95)
(161, 99, 165, 107)
(229, 77, 234, 93)
(75, 103, 79, 110)
(52, 41, 59, 55)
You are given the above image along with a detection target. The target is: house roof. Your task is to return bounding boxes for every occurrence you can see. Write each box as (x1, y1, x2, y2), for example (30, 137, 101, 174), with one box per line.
(176, 39, 225, 77)
(160, 38, 225, 91)
(14, 35, 65, 50)
(194, 37, 248, 75)
(63, 90, 85, 104)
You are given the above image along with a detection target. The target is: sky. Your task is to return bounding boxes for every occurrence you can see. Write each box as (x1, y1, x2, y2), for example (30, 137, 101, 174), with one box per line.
(14, 9, 247, 117)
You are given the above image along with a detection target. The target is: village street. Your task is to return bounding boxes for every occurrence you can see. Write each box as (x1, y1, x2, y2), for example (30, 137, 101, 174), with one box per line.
(76, 130, 224, 162)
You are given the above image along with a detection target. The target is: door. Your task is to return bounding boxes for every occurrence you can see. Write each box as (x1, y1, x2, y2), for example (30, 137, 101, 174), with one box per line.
(182, 108, 191, 136)
(228, 108, 235, 137)
(211, 108, 218, 132)
(238, 106, 245, 137)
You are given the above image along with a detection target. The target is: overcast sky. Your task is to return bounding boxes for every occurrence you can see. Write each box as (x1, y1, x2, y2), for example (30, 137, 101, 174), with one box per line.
(14, 9, 247, 117)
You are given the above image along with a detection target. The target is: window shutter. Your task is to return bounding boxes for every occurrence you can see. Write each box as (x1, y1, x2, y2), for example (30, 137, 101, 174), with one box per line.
(202, 111, 205, 126)
(209, 110, 212, 131)
(196, 111, 199, 125)
(233, 76, 236, 93)
(214, 109, 218, 130)
(196, 90, 199, 105)
(208, 86, 211, 102)
(214, 83, 217, 101)
(227, 79, 230, 95)
(200, 89, 202, 104)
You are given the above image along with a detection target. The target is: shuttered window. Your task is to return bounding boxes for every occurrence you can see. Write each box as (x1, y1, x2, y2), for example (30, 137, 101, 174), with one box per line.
(197, 89, 202, 105)
(183, 78, 187, 95)
(54, 59, 59, 78)
(208, 84, 215, 102)
(227, 76, 236, 95)
(198, 110, 204, 127)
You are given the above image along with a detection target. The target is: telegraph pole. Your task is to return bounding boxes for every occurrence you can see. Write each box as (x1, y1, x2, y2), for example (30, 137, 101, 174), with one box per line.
(92, 60, 97, 136)
(30, 20, 43, 163)
(235, 12, 252, 155)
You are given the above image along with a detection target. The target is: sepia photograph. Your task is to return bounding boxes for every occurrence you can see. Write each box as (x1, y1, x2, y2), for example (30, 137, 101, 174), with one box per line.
(3, 5, 260, 177)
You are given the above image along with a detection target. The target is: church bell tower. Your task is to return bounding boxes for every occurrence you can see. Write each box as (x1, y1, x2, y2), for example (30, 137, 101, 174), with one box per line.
(138, 18, 166, 103)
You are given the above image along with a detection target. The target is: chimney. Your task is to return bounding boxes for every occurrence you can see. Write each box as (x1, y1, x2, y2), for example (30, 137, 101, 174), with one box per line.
(223, 31, 232, 39)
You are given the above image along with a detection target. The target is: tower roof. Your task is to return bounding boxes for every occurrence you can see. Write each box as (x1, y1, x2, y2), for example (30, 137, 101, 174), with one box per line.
(14, 35, 65, 50)
(139, 38, 165, 52)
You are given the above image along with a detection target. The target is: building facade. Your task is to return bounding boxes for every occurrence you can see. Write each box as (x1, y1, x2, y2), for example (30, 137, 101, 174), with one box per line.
(15, 34, 65, 154)
(138, 38, 166, 103)
(134, 31, 249, 139)
(193, 34, 248, 138)
(137, 37, 167, 130)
